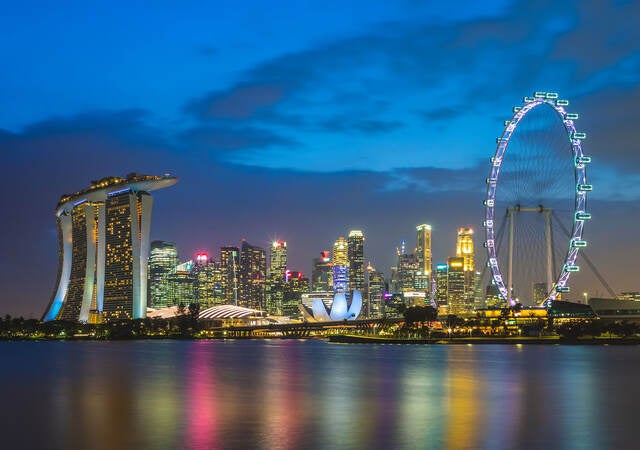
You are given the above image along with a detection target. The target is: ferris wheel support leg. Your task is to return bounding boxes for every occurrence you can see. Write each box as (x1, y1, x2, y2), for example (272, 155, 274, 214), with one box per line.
(544, 209, 554, 296)
(507, 207, 515, 306)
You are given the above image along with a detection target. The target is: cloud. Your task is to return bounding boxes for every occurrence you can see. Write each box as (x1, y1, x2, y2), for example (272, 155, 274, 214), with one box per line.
(417, 106, 463, 123)
(317, 117, 404, 134)
(184, 83, 287, 120)
(180, 124, 295, 153)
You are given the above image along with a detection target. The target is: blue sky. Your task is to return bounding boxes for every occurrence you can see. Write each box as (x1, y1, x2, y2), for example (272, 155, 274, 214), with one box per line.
(1, 0, 639, 316)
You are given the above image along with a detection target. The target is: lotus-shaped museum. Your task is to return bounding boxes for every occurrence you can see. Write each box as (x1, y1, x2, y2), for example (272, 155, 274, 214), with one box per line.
(301, 290, 362, 322)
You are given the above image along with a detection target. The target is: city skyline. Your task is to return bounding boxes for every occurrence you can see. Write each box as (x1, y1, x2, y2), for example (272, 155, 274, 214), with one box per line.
(2, 0, 640, 316)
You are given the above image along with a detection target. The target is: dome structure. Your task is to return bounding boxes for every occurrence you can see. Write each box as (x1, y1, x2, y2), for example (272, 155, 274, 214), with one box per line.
(199, 305, 265, 320)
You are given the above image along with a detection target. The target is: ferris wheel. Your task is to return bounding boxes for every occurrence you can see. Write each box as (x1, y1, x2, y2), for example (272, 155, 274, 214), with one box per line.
(484, 91, 591, 307)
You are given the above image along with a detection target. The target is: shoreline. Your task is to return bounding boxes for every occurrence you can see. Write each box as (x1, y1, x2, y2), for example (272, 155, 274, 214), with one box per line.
(327, 335, 640, 345)
(1, 335, 640, 345)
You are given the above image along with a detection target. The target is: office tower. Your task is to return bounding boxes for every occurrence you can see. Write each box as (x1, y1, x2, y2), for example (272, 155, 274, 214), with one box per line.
(220, 246, 240, 304)
(194, 252, 225, 308)
(311, 251, 332, 292)
(43, 174, 177, 322)
(266, 241, 287, 315)
(238, 240, 266, 310)
(331, 237, 349, 293)
(166, 260, 196, 306)
(416, 224, 432, 284)
(447, 256, 465, 315)
(435, 263, 449, 308)
(148, 241, 178, 308)
(268, 241, 287, 278)
(393, 240, 420, 295)
(532, 282, 547, 306)
(367, 264, 385, 318)
(281, 270, 310, 317)
(456, 227, 476, 297)
(348, 230, 365, 293)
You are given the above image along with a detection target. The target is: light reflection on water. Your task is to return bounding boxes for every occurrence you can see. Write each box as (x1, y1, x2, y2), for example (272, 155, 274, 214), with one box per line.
(1, 340, 639, 449)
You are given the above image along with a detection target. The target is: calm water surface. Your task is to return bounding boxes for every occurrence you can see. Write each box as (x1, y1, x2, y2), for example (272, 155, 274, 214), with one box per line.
(1, 340, 639, 449)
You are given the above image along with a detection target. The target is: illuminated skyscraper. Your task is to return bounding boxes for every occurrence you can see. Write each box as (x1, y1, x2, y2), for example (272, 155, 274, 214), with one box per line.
(238, 240, 266, 310)
(367, 263, 385, 318)
(43, 174, 177, 322)
(447, 256, 465, 315)
(266, 241, 287, 314)
(269, 241, 287, 278)
(166, 260, 196, 306)
(311, 251, 332, 292)
(348, 230, 365, 293)
(416, 224, 432, 281)
(220, 246, 239, 304)
(435, 263, 449, 308)
(194, 252, 225, 308)
(456, 227, 476, 310)
(281, 270, 310, 317)
(331, 237, 349, 293)
(148, 241, 178, 308)
(456, 227, 475, 271)
(392, 240, 420, 295)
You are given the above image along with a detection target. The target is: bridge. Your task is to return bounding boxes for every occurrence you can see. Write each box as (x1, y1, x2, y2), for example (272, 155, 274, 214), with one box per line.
(200, 318, 405, 338)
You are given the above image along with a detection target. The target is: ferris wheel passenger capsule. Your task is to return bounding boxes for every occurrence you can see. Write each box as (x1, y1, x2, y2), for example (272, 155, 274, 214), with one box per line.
(575, 212, 592, 221)
(565, 113, 579, 120)
(556, 99, 569, 106)
(577, 184, 592, 192)
(576, 156, 591, 165)
(571, 239, 588, 248)
(545, 92, 558, 99)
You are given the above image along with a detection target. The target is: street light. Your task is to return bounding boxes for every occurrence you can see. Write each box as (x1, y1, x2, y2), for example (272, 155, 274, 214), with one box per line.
(583, 292, 588, 304)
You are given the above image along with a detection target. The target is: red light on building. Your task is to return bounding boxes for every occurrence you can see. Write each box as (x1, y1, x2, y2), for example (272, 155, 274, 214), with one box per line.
(196, 252, 209, 264)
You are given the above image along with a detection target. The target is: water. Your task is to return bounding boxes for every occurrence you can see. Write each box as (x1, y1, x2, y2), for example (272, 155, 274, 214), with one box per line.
(1, 340, 639, 449)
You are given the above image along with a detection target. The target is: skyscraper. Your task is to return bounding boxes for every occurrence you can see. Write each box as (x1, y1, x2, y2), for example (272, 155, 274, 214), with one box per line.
(435, 263, 449, 309)
(220, 246, 239, 304)
(331, 237, 349, 293)
(348, 230, 365, 293)
(416, 224, 432, 282)
(148, 241, 178, 308)
(392, 240, 420, 295)
(281, 270, 310, 317)
(194, 252, 225, 308)
(456, 226, 475, 276)
(367, 263, 385, 318)
(268, 241, 287, 278)
(447, 256, 465, 315)
(311, 251, 332, 292)
(456, 227, 476, 311)
(43, 174, 177, 322)
(166, 260, 196, 306)
(238, 240, 266, 310)
(266, 241, 287, 315)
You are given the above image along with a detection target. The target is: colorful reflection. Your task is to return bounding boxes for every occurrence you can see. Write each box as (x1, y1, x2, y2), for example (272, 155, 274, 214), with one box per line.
(2, 342, 640, 449)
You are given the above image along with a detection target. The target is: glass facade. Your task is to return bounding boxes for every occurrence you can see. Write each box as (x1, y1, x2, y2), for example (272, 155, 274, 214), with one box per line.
(239, 240, 266, 310)
(148, 241, 178, 308)
(347, 230, 365, 293)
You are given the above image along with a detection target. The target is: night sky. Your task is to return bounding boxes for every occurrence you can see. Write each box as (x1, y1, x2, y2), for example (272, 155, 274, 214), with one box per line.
(1, 0, 639, 317)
